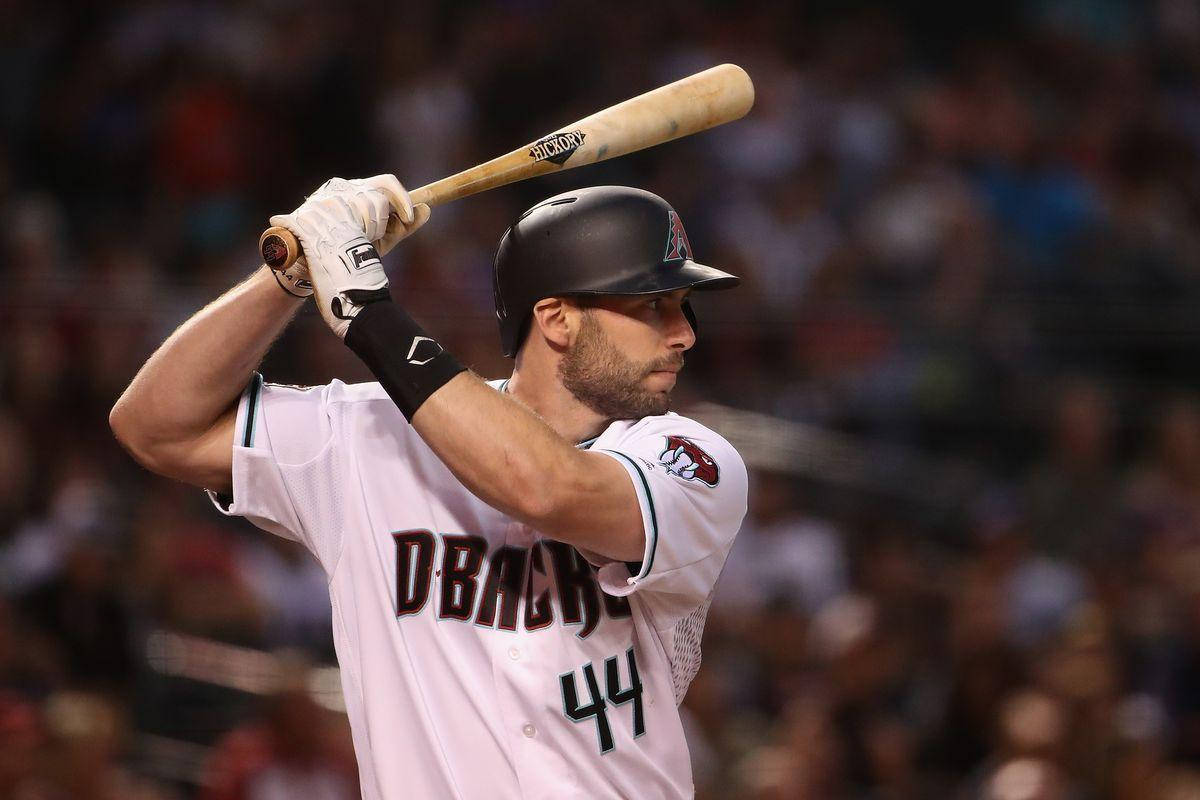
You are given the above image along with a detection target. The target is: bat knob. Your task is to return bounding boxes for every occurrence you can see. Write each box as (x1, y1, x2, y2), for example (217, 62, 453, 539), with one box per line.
(260, 226, 301, 271)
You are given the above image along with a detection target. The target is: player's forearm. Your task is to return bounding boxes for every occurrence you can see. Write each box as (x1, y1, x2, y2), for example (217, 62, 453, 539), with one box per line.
(340, 300, 643, 560)
(412, 372, 645, 561)
(110, 268, 303, 468)
(412, 371, 576, 515)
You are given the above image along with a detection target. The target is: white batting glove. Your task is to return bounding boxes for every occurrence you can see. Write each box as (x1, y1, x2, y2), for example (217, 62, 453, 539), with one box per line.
(272, 256, 314, 298)
(269, 174, 406, 299)
(308, 175, 425, 255)
(269, 176, 430, 338)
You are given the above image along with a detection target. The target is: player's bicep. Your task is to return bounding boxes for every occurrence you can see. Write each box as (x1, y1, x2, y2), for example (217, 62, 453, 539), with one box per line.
(191, 403, 237, 494)
(140, 403, 236, 495)
(546, 451, 647, 563)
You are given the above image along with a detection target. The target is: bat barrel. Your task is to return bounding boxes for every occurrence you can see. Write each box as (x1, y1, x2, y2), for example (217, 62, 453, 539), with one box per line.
(260, 63, 754, 272)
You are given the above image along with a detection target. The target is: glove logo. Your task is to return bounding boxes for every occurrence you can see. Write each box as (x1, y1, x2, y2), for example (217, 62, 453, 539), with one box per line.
(658, 435, 719, 486)
(406, 336, 443, 366)
(346, 241, 382, 272)
(528, 130, 587, 165)
(663, 210, 693, 262)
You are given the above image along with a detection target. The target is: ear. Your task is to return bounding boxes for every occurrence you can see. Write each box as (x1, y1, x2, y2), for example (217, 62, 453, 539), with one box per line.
(529, 297, 577, 351)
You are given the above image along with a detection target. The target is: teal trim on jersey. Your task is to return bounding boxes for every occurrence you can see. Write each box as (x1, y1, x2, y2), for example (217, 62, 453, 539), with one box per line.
(498, 378, 511, 393)
(242, 373, 264, 448)
(602, 450, 658, 578)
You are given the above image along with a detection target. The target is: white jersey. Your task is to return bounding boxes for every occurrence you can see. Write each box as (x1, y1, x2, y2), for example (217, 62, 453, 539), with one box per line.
(209, 374, 747, 800)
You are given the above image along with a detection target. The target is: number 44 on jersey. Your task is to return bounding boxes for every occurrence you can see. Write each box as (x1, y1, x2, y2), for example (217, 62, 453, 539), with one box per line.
(560, 647, 645, 754)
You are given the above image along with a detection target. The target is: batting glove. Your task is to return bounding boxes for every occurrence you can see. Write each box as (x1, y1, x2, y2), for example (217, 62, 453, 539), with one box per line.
(269, 176, 431, 338)
(272, 257, 315, 298)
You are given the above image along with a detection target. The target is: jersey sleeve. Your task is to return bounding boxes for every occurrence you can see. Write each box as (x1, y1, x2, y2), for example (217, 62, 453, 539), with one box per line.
(590, 417, 748, 622)
(207, 373, 343, 572)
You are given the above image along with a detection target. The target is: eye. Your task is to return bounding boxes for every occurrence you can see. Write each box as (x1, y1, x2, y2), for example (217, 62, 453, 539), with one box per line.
(647, 298, 662, 310)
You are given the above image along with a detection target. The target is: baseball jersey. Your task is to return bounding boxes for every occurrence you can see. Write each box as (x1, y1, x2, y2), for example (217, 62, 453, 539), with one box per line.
(208, 374, 747, 800)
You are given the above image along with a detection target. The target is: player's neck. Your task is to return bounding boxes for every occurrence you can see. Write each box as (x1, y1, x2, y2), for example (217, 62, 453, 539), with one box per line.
(505, 362, 610, 445)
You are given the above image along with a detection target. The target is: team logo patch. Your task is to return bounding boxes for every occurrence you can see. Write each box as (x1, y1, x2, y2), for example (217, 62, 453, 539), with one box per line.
(528, 130, 587, 165)
(659, 435, 719, 486)
(663, 209, 693, 262)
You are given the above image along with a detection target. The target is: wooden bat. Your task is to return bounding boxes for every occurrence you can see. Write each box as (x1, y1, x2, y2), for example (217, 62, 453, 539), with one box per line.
(259, 63, 754, 271)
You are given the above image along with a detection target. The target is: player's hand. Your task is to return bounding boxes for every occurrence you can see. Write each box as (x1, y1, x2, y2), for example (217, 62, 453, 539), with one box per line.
(269, 174, 411, 299)
(269, 176, 431, 338)
(305, 175, 429, 255)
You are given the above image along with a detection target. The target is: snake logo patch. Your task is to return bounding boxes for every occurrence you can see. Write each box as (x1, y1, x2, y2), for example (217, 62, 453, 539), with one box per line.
(663, 210, 693, 262)
(659, 435, 719, 486)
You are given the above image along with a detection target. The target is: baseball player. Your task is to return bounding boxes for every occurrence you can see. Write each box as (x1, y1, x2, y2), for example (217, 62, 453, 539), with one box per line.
(111, 177, 747, 799)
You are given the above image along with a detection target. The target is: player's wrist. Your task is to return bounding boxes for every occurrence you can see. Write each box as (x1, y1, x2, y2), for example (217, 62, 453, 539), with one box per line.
(344, 300, 466, 421)
(266, 261, 314, 299)
(252, 264, 308, 304)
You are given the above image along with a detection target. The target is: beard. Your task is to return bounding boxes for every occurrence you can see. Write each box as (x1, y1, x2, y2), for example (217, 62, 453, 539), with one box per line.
(558, 311, 683, 420)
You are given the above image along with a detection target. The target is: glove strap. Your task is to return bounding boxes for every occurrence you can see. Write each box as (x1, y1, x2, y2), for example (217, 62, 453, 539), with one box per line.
(332, 288, 392, 320)
(345, 301, 466, 421)
(272, 267, 314, 298)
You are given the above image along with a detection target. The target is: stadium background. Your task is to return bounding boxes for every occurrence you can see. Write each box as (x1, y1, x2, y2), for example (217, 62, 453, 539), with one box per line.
(4, 0, 1200, 797)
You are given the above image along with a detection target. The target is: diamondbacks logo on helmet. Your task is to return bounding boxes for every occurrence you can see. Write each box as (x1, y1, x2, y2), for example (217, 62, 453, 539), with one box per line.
(659, 435, 719, 486)
(663, 210, 693, 262)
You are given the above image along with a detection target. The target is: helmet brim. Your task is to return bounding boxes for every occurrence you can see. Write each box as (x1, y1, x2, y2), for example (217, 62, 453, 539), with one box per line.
(560, 259, 741, 297)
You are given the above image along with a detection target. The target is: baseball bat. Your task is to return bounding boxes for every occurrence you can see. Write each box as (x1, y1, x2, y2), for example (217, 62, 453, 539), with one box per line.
(259, 63, 754, 271)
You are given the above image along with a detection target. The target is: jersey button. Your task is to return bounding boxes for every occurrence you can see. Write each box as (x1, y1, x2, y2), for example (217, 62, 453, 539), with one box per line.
(522, 724, 537, 738)
(508, 647, 521, 661)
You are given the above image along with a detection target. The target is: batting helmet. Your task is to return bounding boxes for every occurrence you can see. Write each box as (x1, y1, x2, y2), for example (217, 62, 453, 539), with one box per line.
(492, 186, 741, 357)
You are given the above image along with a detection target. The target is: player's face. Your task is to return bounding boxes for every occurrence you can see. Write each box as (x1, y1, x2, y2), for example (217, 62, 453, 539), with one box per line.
(558, 289, 695, 419)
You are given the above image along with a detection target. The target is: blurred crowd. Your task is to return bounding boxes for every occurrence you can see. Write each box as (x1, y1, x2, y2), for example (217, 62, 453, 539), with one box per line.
(5, 0, 1200, 797)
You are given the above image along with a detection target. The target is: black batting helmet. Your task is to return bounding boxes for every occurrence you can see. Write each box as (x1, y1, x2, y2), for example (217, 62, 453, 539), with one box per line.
(492, 186, 741, 358)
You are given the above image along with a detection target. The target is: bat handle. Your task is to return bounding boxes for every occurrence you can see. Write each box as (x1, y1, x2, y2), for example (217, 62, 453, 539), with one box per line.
(260, 226, 302, 271)
(259, 185, 433, 272)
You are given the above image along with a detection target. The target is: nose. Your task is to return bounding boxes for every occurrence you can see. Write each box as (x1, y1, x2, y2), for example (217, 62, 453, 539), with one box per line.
(666, 302, 696, 351)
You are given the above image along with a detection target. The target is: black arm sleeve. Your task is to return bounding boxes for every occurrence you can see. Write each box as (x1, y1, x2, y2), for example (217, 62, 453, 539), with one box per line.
(344, 301, 467, 421)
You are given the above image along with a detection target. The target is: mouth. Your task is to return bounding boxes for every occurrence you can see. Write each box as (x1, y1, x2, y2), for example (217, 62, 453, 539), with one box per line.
(646, 368, 680, 390)
(648, 357, 684, 377)
(647, 368, 681, 382)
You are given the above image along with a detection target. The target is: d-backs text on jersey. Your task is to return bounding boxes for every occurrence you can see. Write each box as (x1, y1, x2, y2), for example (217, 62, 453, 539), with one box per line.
(393, 532, 631, 638)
